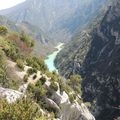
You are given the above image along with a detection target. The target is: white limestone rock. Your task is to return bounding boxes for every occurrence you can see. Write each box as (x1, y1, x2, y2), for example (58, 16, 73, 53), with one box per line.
(0, 87, 23, 103)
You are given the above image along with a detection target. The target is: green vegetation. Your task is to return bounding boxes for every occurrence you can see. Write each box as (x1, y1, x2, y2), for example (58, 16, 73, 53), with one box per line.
(26, 56, 48, 73)
(0, 98, 42, 120)
(20, 31, 34, 47)
(27, 68, 35, 75)
(0, 50, 7, 87)
(0, 26, 85, 119)
(16, 58, 24, 70)
(27, 80, 47, 107)
(33, 74, 37, 79)
(69, 93, 76, 103)
(50, 81, 58, 91)
(67, 74, 82, 95)
(23, 74, 28, 83)
(39, 76, 46, 85)
(0, 26, 8, 35)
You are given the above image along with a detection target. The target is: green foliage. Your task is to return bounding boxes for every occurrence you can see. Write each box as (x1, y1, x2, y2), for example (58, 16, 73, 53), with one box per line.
(0, 97, 41, 120)
(0, 50, 7, 86)
(58, 78, 66, 93)
(23, 74, 28, 83)
(68, 74, 82, 95)
(27, 68, 34, 75)
(85, 102, 92, 108)
(20, 32, 34, 47)
(26, 56, 48, 73)
(0, 26, 8, 35)
(27, 81, 47, 107)
(39, 76, 46, 85)
(69, 93, 76, 103)
(33, 74, 37, 80)
(16, 59, 24, 70)
(50, 82, 58, 91)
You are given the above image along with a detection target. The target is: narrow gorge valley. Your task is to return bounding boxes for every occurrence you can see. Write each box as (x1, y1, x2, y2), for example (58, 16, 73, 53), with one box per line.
(0, 0, 120, 120)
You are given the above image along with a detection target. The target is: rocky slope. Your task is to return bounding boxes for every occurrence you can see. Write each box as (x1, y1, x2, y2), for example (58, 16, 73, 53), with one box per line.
(0, 59, 95, 120)
(0, 25, 95, 120)
(0, 15, 54, 56)
(55, 0, 120, 119)
(0, 0, 106, 42)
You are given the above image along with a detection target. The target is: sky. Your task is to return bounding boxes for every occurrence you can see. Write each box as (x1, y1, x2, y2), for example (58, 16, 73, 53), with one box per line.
(0, 0, 25, 10)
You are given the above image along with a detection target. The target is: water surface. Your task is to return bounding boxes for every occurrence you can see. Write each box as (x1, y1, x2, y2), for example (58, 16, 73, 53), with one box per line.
(45, 43, 64, 72)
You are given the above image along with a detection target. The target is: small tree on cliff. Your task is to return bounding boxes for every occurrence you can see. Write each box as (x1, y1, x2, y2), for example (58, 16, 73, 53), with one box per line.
(68, 74, 82, 94)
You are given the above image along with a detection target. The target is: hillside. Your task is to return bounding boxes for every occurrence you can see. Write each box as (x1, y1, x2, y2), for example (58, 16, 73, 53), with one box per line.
(0, 26, 95, 120)
(0, 15, 54, 56)
(0, 0, 106, 42)
(55, 0, 120, 119)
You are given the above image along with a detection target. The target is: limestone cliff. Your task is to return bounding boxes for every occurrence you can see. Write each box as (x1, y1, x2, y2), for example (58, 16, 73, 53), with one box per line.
(55, 0, 120, 119)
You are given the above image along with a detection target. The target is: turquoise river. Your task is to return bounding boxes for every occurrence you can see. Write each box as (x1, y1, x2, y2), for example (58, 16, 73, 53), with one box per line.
(45, 43, 64, 72)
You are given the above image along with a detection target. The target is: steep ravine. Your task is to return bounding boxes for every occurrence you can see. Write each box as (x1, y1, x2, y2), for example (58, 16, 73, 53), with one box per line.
(55, 0, 120, 120)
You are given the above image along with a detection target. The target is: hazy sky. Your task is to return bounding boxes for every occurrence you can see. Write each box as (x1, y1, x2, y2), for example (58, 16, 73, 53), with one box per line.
(0, 0, 25, 10)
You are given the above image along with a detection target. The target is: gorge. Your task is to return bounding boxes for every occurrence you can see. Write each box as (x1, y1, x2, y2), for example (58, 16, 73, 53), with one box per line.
(0, 0, 119, 120)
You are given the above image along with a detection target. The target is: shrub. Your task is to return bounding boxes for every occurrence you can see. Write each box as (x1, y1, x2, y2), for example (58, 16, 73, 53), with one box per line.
(58, 78, 66, 93)
(27, 68, 34, 75)
(33, 74, 37, 80)
(85, 102, 92, 108)
(20, 32, 34, 47)
(16, 59, 24, 70)
(23, 74, 28, 82)
(0, 97, 41, 120)
(26, 56, 48, 72)
(50, 82, 58, 91)
(68, 74, 82, 94)
(39, 76, 46, 85)
(69, 94, 76, 103)
(0, 26, 8, 35)
(0, 50, 7, 86)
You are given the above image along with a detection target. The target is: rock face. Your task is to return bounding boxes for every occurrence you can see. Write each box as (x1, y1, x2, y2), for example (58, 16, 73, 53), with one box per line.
(55, 0, 120, 119)
(60, 102, 95, 120)
(0, 87, 23, 103)
(45, 80, 95, 120)
(1, 59, 95, 120)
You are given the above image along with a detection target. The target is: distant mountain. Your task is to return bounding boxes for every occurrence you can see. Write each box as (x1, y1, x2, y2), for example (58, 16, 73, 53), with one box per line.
(0, 15, 18, 31)
(55, 0, 120, 119)
(0, 0, 106, 42)
(0, 15, 54, 56)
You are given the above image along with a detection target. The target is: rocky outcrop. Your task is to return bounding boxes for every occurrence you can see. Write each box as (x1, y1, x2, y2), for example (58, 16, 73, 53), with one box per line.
(45, 79, 95, 120)
(0, 87, 23, 103)
(55, 0, 120, 119)
(1, 60, 95, 120)
(60, 102, 95, 120)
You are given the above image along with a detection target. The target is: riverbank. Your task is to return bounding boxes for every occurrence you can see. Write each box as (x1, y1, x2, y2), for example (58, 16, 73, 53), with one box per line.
(45, 43, 64, 72)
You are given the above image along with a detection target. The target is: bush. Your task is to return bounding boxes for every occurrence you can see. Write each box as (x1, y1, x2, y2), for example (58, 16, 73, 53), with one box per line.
(26, 56, 48, 73)
(39, 76, 46, 85)
(0, 26, 8, 35)
(50, 82, 58, 91)
(0, 50, 7, 86)
(16, 59, 24, 70)
(85, 102, 91, 108)
(0, 98, 41, 120)
(23, 74, 28, 82)
(27, 68, 34, 75)
(68, 74, 82, 94)
(20, 32, 34, 47)
(33, 74, 37, 80)
(69, 94, 76, 103)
